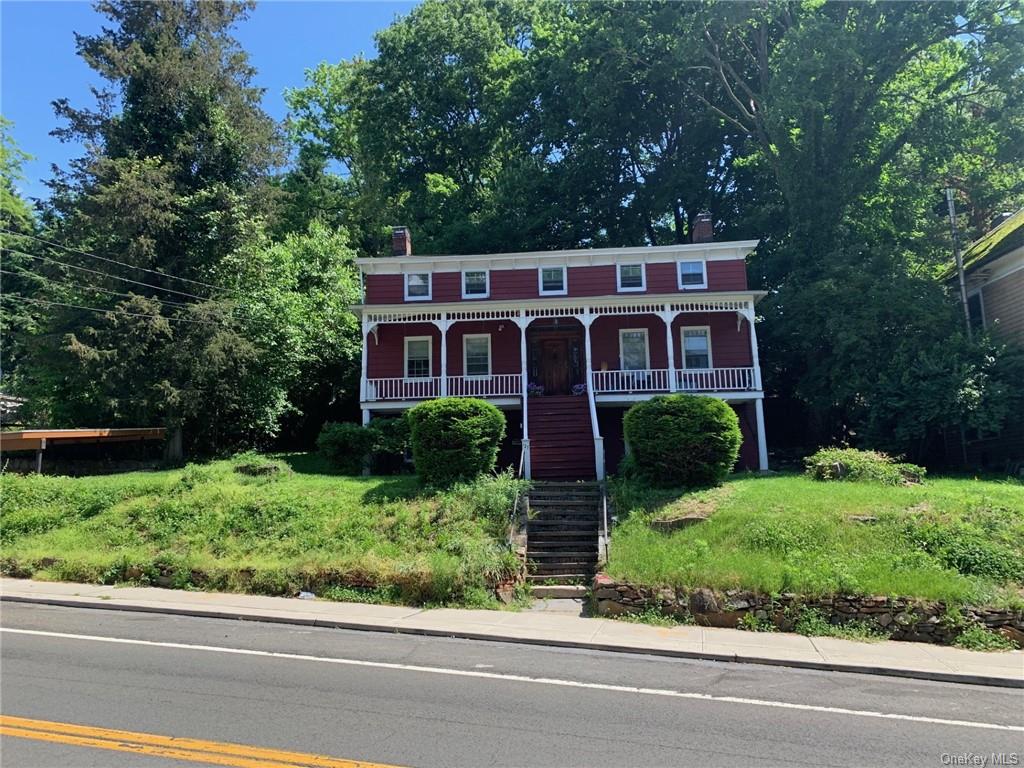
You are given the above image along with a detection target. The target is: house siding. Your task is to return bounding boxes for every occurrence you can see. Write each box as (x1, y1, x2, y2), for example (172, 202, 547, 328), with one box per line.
(366, 323, 440, 378)
(980, 267, 1024, 343)
(364, 258, 749, 304)
(446, 320, 522, 376)
(671, 313, 752, 368)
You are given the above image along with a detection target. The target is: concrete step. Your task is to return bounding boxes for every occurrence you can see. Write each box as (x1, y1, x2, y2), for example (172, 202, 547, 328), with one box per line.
(526, 539, 598, 550)
(530, 584, 589, 599)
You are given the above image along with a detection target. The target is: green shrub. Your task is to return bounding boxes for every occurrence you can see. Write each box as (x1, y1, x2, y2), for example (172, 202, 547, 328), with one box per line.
(317, 422, 375, 474)
(408, 398, 506, 487)
(954, 623, 1019, 651)
(366, 415, 411, 473)
(903, 520, 1022, 581)
(804, 447, 925, 485)
(622, 394, 742, 488)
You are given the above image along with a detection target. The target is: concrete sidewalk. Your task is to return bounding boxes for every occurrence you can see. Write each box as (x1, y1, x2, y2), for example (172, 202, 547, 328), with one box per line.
(2, 577, 1021, 688)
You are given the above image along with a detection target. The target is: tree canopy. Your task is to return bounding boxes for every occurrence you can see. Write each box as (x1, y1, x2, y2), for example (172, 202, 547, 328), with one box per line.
(4, 0, 1023, 462)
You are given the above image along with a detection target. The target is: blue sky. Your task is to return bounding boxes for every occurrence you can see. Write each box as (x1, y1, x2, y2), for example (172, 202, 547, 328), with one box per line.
(1, 0, 416, 202)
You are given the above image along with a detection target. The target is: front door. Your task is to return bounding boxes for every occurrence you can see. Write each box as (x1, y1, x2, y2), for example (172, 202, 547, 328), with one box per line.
(541, 339, 571, 395)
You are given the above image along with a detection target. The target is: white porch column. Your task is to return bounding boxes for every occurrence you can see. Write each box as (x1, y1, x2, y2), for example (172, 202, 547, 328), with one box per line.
(744, 306, 763, 391)
(359, 318, 369, 403)
(581, 312, 605, 480)
(754, 397, 769, 471)
(515, 311, 531, 479)
(438, 314, 450, 397)
(660, 305, 677, 392)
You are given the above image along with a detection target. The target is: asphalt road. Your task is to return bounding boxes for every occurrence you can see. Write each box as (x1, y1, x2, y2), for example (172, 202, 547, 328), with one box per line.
(1, 602, 1021, 768)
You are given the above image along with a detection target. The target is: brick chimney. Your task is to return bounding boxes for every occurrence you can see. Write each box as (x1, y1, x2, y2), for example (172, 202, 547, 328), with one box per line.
(391, 226, 412, 257)
(691, 212, 713, 244)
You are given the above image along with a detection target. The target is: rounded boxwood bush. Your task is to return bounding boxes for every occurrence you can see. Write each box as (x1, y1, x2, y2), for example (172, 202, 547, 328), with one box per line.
(622, 394, 742, 488)
(407, 398, 506, 487)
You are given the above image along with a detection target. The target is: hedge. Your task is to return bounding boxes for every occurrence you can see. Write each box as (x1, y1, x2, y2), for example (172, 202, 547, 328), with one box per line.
(622, 394, 741, 488)
(407, 398, 506, 487)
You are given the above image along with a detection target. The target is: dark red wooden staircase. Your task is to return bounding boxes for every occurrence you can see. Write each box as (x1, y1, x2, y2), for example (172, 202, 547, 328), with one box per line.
(527, 395, 596, 481)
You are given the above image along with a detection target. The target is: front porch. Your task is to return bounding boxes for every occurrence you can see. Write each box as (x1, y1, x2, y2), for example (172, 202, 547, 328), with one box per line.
(358, 294, 768, 477)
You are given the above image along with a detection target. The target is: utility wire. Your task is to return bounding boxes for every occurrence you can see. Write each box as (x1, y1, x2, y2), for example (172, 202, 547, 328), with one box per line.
(0, 228, 238, 297)
(3, 295, 230, 326)
(1, 247, 220, 302)
(0, 267, 194, 309)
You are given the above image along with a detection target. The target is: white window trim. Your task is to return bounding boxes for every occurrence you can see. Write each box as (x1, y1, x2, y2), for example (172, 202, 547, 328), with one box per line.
(677, 260, 708, 290)
(619, 328, 651, 371)
(404, 335, 433, 380)
(538, 265, 568, 296)
(462, 333, 492, 378)
(617, 263, 646, 293)
(403, 273, 432, 302)
(461, 269, 490, 299)
(680, 325, 713, 370)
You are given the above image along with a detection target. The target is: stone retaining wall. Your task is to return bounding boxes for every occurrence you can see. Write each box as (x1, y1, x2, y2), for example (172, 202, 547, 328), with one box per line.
(592, 574, 1024, 646)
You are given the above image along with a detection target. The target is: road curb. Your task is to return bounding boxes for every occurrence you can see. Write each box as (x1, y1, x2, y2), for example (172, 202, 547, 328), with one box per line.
(4, 593, 1021, 689)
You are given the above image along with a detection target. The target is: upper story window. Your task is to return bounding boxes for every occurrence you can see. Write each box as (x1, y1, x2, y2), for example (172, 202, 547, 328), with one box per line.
(619, 329, 650, 371)
(463, 334, 491, 377)
(681, 327, 712, 369)
(404, 336, 432, 378)
(617, 263, 646, 292)
(677, 261, 707, 290)
(462, 269, 489, 299)
(404, 273, 431, 301)
(539, 266, 567, 296)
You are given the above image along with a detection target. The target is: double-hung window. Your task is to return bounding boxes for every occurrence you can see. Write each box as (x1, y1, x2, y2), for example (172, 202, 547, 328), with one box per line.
(677, 261, 707, 290)
(681, 327, 712, 369)
(462, 269, 489, 299)
(404, 273, 431, 301)
(619, 329, 650, 372)
(539, 266, 567, 295)
(463, 334, 491, 377)
(617, 263, 646, 292)
(404, 337, 432, 379)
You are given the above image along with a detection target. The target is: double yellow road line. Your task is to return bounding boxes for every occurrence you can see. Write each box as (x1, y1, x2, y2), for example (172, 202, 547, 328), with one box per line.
(0, 715, 402, 768)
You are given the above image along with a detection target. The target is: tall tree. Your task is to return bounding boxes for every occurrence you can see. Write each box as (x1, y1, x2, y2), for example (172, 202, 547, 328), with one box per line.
(14, 0, 357, 453)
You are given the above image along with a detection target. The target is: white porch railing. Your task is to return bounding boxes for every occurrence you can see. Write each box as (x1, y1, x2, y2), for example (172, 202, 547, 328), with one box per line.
(365, 377, 440, 401)
(447, 373, 522, 397)
(590, 366, 758, 394)
(677, 367, 756, 392)
(590, 369, 670, 393)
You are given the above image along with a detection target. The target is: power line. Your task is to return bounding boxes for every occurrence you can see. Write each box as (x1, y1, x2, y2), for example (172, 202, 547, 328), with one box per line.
(0, 267, 194, 309)
(3, 295, 230, 326)
(1, 247, 217, 302)
(0, 228, 238, 297)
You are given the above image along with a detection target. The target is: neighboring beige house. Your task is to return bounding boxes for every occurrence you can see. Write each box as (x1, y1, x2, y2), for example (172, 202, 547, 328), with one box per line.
(947, 208, 1023, 471)
(960, 208, 1024, 343)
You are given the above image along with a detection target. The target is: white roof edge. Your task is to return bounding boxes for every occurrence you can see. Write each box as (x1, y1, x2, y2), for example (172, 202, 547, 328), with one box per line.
(353, 290, 768, 316)
(355, 239, 760, 269)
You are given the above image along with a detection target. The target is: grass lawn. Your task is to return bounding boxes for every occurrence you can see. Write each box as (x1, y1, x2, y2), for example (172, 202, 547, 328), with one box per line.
(606, 473, 1024, 608)
(1, 453, 524, 607)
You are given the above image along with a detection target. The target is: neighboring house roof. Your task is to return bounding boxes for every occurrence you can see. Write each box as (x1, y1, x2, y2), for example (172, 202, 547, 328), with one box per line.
(954, 207, 1024, 277)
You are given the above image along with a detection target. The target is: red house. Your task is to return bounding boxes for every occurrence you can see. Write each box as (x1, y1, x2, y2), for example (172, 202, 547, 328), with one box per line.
(355, 219, 768, 481)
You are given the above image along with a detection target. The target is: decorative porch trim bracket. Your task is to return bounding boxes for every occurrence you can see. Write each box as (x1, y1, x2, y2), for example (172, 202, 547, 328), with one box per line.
(427, 314, 453, 397)
(579, 312, 606, 481)
(658, 305, 678, 393)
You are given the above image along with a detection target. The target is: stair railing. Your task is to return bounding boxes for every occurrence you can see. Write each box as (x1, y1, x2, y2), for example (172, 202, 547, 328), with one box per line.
(507, 439, 529, 547)
(599, 483, 610, 564)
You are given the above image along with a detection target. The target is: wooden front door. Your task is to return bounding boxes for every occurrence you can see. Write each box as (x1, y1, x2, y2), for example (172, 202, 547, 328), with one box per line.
(541, 339, 571, 395)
